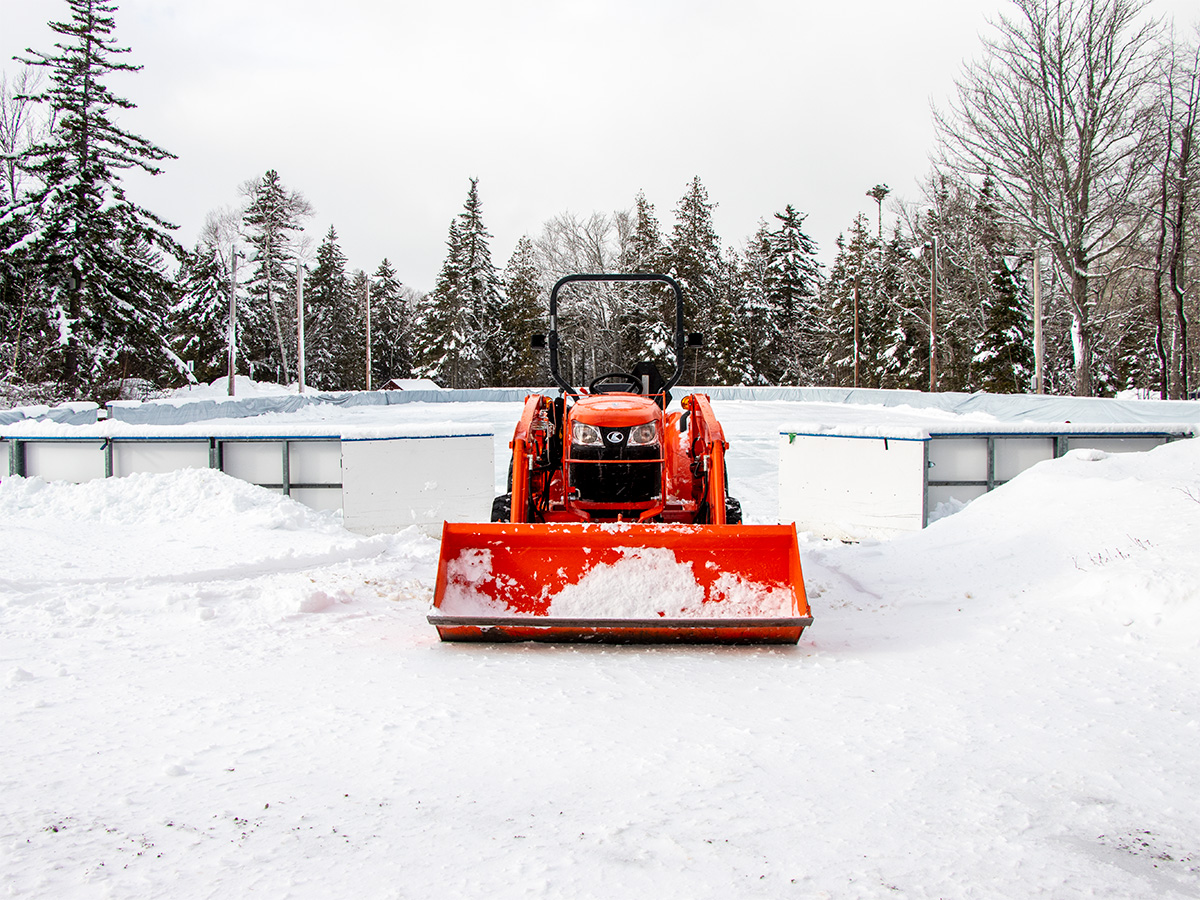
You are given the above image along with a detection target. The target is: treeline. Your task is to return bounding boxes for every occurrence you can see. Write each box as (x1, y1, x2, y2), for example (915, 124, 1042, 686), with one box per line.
(2, 0, 1198, 402)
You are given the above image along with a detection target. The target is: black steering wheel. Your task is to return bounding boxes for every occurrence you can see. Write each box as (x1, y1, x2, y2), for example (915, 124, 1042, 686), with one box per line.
(588, 371, 643, 394)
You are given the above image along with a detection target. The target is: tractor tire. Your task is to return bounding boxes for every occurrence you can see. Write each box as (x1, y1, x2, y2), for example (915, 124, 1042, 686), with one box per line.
(491, 493, 512, 523)
(724, 496, 743, 525)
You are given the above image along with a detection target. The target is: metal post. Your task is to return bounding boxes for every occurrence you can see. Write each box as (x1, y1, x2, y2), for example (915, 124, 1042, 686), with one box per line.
(297, 266, 306, 393)
(365, 277, 372, 391)
(1033, 251, 1043, 394)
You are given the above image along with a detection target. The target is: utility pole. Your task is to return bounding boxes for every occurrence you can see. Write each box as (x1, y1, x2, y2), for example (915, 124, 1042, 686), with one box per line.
(227, 248, 238, 397)
(853, 271, 860, 389)
(365, 277, 372, 391)
(1032, 251, 1043, 394)
(296, 266, 306, 393)
(929, 235, 938, 392)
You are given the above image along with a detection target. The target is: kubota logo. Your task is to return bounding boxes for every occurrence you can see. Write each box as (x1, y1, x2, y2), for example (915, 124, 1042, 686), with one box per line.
(607, 431, 624, 443)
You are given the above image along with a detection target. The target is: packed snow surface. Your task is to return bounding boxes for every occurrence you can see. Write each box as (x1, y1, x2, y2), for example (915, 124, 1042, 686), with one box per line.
(4, 394, 1200, 898)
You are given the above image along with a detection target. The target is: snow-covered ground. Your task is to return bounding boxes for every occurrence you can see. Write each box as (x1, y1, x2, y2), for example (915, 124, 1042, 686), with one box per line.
(3, 394, 1200, 898)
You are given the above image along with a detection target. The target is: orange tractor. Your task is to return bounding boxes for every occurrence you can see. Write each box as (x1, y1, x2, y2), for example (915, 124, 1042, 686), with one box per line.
(428, 273, 811, 643)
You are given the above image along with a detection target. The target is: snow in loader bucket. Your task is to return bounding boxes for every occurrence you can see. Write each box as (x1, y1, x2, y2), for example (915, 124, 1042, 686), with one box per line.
(428, 522, 812, 644)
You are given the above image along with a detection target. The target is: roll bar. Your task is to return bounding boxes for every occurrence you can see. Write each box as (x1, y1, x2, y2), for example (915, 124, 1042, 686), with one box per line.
(544, 273, 691, 395)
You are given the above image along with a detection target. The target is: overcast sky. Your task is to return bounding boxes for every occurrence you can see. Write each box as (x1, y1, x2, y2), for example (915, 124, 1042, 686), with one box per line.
(4, 0, 1196, 291)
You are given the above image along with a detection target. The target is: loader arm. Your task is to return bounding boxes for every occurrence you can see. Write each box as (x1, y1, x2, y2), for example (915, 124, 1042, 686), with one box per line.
(685, 394, 728, 525)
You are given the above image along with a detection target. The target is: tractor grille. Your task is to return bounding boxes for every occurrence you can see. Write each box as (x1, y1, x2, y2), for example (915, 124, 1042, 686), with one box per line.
(569, 425, 661, 504)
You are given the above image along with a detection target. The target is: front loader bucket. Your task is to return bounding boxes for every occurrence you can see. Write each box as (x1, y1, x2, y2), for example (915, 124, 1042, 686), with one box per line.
(428, 522, 812, 644)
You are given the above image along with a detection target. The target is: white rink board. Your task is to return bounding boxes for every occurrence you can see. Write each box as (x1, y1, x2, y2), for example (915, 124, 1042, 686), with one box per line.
(113, 441, 209, 476)
(780, 433, 927, 540)
(23, 440, 106, 484)
(341, 435, 494, 537)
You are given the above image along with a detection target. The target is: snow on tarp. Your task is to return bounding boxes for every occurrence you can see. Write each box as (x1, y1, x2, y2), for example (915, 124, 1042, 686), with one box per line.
(0, 402, 100, 427)
(0, 419, 493, 440)
(683, 385, 1200, 426)
(107, 386, 553, 425)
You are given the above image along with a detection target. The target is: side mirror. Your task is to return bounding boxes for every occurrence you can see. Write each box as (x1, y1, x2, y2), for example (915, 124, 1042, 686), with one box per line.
(687, 333, 704, 348)
(530, 334, 547, 350)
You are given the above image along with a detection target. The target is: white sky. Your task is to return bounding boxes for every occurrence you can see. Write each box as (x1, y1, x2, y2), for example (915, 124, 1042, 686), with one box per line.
(5, 0, 1197, 291)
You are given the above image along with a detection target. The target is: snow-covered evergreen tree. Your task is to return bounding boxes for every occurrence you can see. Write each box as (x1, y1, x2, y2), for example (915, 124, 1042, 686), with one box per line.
(302, 226, 352, 390)
(497, 236, 545, 387)
(616, 192, 673, 367)
(7, 0, 183, 397)
(665, 177, 724, 383)
(172, 239, 232, 385)
(737, 223, 774, 385)
(969, 252, 1035, 393)
(241, 169, 312, 384)
(764, 205, 822, 384)
(368, 258, 412, 385)
(877, 227, 928, 390)
(411, 179, 503, 388)
(821, 216, 881, 387)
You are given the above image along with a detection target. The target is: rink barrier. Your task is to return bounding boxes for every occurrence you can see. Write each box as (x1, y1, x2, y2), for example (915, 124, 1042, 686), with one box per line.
(778, 427, 1193, 541)
(0, 432, 494, 537)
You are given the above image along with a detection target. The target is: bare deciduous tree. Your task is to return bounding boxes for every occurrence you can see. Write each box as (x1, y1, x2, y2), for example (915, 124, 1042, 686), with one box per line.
(936, 0, 1160, 396)
(0, 67, 51, 204)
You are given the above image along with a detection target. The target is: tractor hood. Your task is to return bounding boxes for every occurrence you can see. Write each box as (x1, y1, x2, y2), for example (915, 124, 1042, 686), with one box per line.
(570, 394, 662, 427)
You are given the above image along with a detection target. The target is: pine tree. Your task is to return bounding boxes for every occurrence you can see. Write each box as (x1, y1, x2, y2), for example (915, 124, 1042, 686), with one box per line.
(821, 215, 881, 387)
(764, 205, 823, 384)
(172, 238, 232, 385)
(967, 181, 1034, 393)
(369, 258, 411, 385)
(970, 253, 1035, 393)
(876, 227, 928, 390)
(738, 223, 774, 385)
(9, 0, 182, 396)
(713, 247, 752, 384)
(497, 236, 545, 386)
(665, 177, 724, 383)
(241, 169, 312, 384)
(302, 226, 352, 390)
(411, 179, 503, 388)
(615, 192, 673, 367)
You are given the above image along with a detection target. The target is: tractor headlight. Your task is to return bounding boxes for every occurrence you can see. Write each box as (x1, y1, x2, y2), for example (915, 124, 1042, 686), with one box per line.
(627, 423, 659, 447)
(571, 421, 603, 447)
